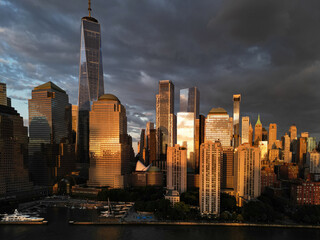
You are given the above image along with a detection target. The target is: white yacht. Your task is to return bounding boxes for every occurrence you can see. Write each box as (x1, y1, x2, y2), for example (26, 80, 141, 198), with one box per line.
(1, 209, 44, 222)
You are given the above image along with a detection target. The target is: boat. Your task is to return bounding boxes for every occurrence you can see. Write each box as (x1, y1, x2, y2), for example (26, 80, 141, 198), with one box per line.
(1, 209, 44, 222)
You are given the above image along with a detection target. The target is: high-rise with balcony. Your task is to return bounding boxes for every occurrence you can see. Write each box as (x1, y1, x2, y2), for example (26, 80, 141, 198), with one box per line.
(87, 94, 132, 188)
(77, 1, 104, 170)
(156, 80, 176, 170)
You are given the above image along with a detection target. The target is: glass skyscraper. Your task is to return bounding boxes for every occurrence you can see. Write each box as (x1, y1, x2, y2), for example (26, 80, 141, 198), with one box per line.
(180, 87, 200, 118)
(77, 6, 104, 168)
(233, 94, 241, 147)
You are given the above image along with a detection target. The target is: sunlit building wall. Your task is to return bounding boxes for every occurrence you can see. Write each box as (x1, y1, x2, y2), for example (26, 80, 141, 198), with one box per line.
(156, 80, 175, 170)
(289, 125, 297, 142)
(177, 112, 195, 171)
(307, 137, 317, 152)
(282, 133, 292, 163)
(200, 141, 222, 216)
(259, 141, 268, 161)
(308, 150, 320, 174)
(234, 143, 261, 207)
(77, 11, 104, 168)
(254, 115, 262, 145)
(195, 115, 205, 173)
(0, 83, 7, 106)
(205, 108, 232, 147)
(167, 145, 187, 193)
(241, 116, 250, 144)
(87, 94, 131, 189)
(233, 94, 241, 148)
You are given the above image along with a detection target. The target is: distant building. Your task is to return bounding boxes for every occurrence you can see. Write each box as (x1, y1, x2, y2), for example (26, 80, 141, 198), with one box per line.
(165, 189, 180, 206)
(278, 163, 299, 180)
(87, 94, 132, 188)
(241, 116, 250, 144)
(249, 123, 253, 146)
(289, 125, 297, 142)
(221, 147, 234, 191)
(261, 166, 278, 193)
(307, 137, 317, 153)
(268, 123, 277, 149)
(71, 105, 78, 142)
(282, 133, 292, 163)
(200, 141, 222, 216)
(297, 137, 307, 168)
(167, 145, 187, 193)
(234, 143, 261, 206)
(254, 115, 262, 145)
(233, 94, 241, 148)
(28, 81, 74, 186)
(179, 87, 200, 117)
(205, 108, 232, 147)
(0, 83, 7, 106)
(195, 115, 205, 173)
(307, 150, 320, 181)
(131, 161, 163, 187)
(259, 141, 268, 161)
(156, 80, 176, 170)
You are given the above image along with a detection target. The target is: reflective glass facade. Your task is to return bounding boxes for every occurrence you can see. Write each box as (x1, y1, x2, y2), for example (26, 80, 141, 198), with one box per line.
(87, 94, 131, 188)
(177, 112, 195, 171)
(180, 87, 200, 117)
(233, 94, 241, 147)
(77, 16, 104, 166)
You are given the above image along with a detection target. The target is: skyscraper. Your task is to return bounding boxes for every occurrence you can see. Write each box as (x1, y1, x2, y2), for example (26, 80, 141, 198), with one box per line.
(179, 87, 200, 117)
(77, 1, 104, 169)
(289, 125, 297, 142)
(282, 133, 292, 163)
(254, 114, 262, 145)
(0, 83, 33, 197)
(146, 122, 156, 166)
(234, 143, 261, 206)
(249, 123, 253, 146)
(166, 145, 187, 193)
(205, 108, 232, 147)
(241, 116, 250, 144)
(87, 94, 131, 188)
(156, 80, 176, 170)
(233, 94, 241, 147)
(29, 82, 74, 186)
(195, 114, 205, 173)
(268, 123, 277, 149)
(200, 141, 222, 216)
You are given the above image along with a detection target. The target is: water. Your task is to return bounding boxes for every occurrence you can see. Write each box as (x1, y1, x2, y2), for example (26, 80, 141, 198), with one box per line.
(1, 208, 320, 240)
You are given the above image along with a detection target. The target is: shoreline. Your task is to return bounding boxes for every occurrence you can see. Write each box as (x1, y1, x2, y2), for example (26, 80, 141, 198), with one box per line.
(69, 221, 320, 229)
(0, 221, 48, 225)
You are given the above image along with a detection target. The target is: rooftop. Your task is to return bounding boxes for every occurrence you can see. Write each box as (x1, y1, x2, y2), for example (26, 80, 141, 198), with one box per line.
(34, 81, 66, 93)
(208, 107, 228, 115)
(98, 94, 120, 103)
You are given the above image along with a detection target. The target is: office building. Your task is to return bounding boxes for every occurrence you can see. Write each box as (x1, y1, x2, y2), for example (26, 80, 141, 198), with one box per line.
(233, 94, 241, 148)
(156, 80, 176, 170)
(282, 133, 292, 163)
(179, 87, 200, 117)
(307, 137, 317, 152)
(205, 108, 232, 147)
(221, 147, 234, 190)
(0, 83, 33, 197)
(297, 137, 307, 168)
(249, 123, 253, 146)
(234, 143, 261, 206)
(166, 145, 187, 193)
(200, 141, 222, 216)
(29, 82, 74, 186)
(76, 2, 104, 168)
(289, 125, 297, 142)
(241, 116, 250, 144)
(195, 115, 205, 172)
(87, 94, 132, 188)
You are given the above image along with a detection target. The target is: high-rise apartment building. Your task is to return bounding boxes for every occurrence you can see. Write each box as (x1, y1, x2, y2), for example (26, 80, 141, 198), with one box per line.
(234, 143, 261, 206)
(179, 87, 200, 117)
(254, 115, 262, 145)
(156, 80, 176, 170)
(205, 108, 232, 147)
(233, 94, 241, 148)
(289, 125, 297, 142)
(241, 116, 250, 144)
(28, 82, 74, 186)
(268, 123, 277, 149)
(221, 147, 234, 190)
(0, 83, 33, 197)
(200, 141, 222, 216)
(77, 3, 104, 169)
(166, 145, 187, 193)
(87, 94, 132, 188)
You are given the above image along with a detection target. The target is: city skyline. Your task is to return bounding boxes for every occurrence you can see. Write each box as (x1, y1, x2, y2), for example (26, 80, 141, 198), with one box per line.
(1, 0, 320, 152)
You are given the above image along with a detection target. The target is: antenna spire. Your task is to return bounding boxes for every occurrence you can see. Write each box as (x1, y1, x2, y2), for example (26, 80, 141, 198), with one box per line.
(88, 0, 92, 17)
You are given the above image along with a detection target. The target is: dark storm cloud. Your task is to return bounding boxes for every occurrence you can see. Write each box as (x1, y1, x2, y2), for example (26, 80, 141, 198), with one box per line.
(0, 0, 320, 145)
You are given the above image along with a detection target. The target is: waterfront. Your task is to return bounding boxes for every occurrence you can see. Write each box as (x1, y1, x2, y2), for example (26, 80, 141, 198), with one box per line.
(1, 208, 320, 240)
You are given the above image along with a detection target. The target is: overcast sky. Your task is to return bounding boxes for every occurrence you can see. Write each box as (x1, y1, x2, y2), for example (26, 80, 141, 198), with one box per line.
(0, 0, 319, 152)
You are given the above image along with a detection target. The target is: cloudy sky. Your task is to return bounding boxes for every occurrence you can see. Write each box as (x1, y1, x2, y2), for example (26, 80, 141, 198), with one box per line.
(0, 0, 319, 152)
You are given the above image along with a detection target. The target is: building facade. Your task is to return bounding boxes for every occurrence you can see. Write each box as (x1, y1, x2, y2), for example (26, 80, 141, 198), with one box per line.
(233, 94, 241, 148)
(254, 115, 262, 145)
(241, 116, 250, 145)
